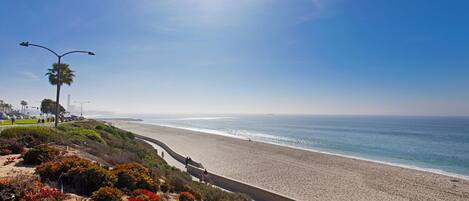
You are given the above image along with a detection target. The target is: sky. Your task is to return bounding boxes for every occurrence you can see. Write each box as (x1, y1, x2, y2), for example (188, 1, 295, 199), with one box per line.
(0, 0, 468, 116)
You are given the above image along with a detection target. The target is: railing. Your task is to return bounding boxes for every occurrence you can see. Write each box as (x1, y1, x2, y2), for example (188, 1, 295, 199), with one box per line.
(135, 134, 204, 168)
(134, 133, 296, 201)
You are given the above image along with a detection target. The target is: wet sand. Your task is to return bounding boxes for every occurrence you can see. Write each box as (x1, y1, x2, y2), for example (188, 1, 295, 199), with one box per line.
(113, 121, 469, 201)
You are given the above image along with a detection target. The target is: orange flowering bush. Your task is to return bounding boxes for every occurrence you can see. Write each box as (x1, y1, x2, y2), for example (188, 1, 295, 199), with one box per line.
(36, 156, 92, 180)
(128, 189, 160, 201)
(0, 177, 11, 191)
(112, 163, 157, 191)
(23, 144, 60, 165)
(36, 156, 116, 195)
(90, 186, 124, 201)
(178, 192, 195, 201)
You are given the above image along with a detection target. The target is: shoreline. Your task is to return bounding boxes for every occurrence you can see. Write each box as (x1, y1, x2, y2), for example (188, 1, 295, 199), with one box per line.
(113, 121, 469, 201)
(146, 122, 469, 180)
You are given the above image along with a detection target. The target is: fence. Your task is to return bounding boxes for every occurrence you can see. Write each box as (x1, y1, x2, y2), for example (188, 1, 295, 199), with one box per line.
(134, 133, 296, 201)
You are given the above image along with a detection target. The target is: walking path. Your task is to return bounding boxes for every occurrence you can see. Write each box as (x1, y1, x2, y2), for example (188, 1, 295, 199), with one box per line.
(143, 140, 187, 170)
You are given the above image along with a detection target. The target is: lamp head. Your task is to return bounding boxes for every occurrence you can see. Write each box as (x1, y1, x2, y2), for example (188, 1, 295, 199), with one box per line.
(19, 41, 29, 47)
(88, 52, 95, 56)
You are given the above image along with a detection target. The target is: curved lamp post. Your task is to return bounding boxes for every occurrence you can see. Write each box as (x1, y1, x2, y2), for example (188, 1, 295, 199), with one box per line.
(20, 41, 94, 127)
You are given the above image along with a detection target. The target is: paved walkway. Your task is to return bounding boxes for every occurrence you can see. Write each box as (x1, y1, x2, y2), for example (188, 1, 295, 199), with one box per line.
(143, 139, 187, 170)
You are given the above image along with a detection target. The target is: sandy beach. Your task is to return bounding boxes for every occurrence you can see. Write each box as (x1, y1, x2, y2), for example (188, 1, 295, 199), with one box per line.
(113, 121, 469, 201)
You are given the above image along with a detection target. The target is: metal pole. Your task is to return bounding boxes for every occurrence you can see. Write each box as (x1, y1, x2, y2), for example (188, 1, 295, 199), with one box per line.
(19, 41, 95, 127)
(55, 56, 61, 127)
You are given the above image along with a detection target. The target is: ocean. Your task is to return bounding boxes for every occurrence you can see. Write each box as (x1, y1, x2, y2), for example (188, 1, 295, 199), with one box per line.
(137, 115, 469, 178)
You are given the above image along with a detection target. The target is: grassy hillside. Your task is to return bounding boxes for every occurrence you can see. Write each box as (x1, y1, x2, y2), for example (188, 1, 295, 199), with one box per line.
(0, 120, 250, 201)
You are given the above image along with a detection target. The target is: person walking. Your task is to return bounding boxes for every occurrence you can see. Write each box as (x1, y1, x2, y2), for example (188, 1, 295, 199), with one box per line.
(203, 169, 210, 184)
(161, 151, 164, 159)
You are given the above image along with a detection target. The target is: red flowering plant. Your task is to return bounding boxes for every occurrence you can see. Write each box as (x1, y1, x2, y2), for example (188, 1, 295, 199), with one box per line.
(128, 189, 160, 201)
(4, 156, 16, 166)
(22, 187, 67, 201)
(128, 198, 146, 201)
(1, 148, 12, 155)
(178, 192, 195, 201)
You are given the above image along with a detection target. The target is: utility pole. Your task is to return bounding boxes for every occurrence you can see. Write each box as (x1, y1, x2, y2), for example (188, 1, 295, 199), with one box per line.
(74, 101, 90, 117)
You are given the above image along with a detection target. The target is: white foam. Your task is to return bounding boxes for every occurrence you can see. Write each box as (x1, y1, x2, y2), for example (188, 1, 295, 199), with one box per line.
(155, 117, 236, 121)
(156, 124, 249, 140)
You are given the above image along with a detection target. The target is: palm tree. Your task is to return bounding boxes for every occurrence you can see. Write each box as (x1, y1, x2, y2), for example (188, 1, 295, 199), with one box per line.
(20, 100, 28, 114)
(46, 63, 74, 125)
(4, 104, 12, 113)
(46, 63, 75, 86)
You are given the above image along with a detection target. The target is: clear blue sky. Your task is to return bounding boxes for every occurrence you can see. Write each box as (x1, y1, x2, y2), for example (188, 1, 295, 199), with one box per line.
(0, 0, 468, 115)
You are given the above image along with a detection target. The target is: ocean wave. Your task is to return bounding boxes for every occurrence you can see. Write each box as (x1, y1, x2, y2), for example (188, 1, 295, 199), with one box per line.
(148, 122, 469, 180)
(152, 123, 298, 143)
(155, 124, 249, 140)
(155, 117, 236, 121)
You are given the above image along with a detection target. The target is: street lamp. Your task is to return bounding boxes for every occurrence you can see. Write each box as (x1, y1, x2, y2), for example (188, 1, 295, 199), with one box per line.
(74, 101, 90, 117)
(20, 41, 95, 127)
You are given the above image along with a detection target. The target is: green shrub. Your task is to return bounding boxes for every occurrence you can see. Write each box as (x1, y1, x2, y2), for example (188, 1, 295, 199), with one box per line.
(66, 128, 104, 143)
(95, 125, 104, 130)
(0, 126, 57, 147)
(99, 124, 134, 141)
(58, 123, 104, 143)
(188, 182, 251, 201)
(0, 138, 25, 155)
(160, 183, 169, 193)
(112, 163, 158, 191)
(36, 156, 116, 195)
(90, 187, 124, 201)
(166, 169, 192, 193)
(23, 144, 60, 165)
(64, 164, 116, 195)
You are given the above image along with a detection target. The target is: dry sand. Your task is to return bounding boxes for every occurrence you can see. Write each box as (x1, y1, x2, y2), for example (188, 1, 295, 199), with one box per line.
(0, 154, 34, 177)
(113, 121, 469, 201)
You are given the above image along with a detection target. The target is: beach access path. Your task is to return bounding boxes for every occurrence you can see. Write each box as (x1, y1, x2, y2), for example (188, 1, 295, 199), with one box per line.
(114, 121, 468, 201)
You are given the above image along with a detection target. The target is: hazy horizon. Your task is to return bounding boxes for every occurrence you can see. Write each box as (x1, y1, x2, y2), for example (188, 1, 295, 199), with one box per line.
(1, 0, 469, 116)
